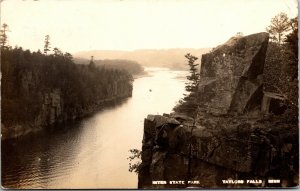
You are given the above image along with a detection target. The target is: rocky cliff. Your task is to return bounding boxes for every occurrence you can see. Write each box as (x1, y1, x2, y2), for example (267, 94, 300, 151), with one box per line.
(2, 48, 133, 139)
(2, 73, 132, 139)
(198, 32, 269, 115)
(138, 114, 298, 188)
(138, 33, 299, 188)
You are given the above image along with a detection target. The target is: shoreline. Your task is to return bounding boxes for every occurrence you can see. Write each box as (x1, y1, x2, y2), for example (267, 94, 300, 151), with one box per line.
(1, 95, 132, 141)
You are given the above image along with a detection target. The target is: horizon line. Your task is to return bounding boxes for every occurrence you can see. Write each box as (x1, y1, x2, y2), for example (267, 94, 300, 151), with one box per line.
(73, 47, 212, 54)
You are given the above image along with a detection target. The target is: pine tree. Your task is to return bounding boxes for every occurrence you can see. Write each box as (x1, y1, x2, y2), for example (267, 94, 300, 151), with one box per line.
(88, 55, 96, 69)
(185, 53, 199, 93)
(0, 23, 9, 48)
(44, 35, 51, 55)
(182, 53, 200, 123)
(173, 53, 200, 115)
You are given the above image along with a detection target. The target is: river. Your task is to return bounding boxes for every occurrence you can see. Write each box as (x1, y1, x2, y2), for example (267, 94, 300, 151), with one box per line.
(1, 67, 188, 189)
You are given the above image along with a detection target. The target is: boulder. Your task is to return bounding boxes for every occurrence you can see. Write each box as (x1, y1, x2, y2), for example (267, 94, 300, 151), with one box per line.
(198, 32, 269, 115)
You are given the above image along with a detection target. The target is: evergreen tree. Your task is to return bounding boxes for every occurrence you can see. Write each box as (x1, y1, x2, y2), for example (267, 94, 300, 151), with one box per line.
(174, 53, 200, 116)
(89, 55, 96, 69)
(0, 23, 9, 48)
(185, 53, 199, 93)
(44, 35, 51, 55)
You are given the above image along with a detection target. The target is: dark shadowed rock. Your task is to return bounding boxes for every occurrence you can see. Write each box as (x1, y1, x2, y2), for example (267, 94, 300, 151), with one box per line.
(198, 32, 269, 115)
(139, 114, 299, 188)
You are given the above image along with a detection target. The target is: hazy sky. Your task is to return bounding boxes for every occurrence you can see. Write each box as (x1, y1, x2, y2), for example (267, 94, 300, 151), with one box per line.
(0, 0, 298, 53)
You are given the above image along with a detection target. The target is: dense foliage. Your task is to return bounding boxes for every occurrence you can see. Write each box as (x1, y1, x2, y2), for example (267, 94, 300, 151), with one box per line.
(264, 15, 298, 120)
(128, 149, 142, 174)
(1, 47, 133, 126)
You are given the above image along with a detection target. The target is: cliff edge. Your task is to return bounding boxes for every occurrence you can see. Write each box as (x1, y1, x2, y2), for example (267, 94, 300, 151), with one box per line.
(1, 48, 133, 140)
(138, 33, 299, 188)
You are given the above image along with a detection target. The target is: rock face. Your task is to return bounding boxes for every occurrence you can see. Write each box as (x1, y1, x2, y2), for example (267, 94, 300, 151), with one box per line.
(138, 33, 299, 188)
(198, 33, 269, 115)
(2, 71, 133, 140)
(138, 114, 299, 188)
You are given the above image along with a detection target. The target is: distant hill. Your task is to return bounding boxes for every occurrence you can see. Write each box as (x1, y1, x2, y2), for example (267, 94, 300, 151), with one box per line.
(74, 48, 211, 70)
(74, 58, 145, 75)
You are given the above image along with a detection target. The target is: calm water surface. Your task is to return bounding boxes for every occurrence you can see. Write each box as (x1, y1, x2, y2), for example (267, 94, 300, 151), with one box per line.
(2, 68, 187, 189)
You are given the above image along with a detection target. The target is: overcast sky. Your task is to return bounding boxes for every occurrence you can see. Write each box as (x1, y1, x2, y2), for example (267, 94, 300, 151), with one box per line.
(0, 0, 298, 53)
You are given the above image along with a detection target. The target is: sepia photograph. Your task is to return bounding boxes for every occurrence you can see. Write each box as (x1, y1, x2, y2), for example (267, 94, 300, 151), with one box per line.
(0, 0, 299, 189)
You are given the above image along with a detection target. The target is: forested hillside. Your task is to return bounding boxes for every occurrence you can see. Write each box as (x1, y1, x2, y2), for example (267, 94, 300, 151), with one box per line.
(1, 47, 133, 139)
(74, 58, 145, 75)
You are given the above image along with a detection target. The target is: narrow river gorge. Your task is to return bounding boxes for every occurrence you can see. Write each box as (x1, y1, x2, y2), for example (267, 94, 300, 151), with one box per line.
(2, 67, 188, 189)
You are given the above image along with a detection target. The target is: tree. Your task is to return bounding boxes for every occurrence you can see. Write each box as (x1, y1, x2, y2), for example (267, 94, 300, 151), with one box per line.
(284, 16, 298, 59)
(64, 52, 73, 61)
(264, 14, 298, 120)
(266, 12, 290, 44)
(44, 35, 51, 54)
(173, 53, 200, 116)
(128, 149, 141, 174)
(185, 53, 199, 93)
(0, 23, 9, 48)
(53, 47, 63, 56)
(2, 46, 134, 135)
(88, 55, 95, 69)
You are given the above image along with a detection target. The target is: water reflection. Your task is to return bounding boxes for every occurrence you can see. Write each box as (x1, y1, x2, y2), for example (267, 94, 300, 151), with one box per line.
(2, 68, 187, 189)
(2, 121, 84, 188)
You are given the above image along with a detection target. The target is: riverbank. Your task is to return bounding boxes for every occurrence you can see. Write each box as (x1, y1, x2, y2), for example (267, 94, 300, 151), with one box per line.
(2, 95, 132, 140)
(2, 47, 134, 140)
(133, 70, 151, 79)
(2, 67, 187, 189)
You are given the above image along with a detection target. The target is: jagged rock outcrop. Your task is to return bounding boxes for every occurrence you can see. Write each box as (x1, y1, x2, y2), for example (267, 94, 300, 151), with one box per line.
(138, 33, 299, 188)
(198, 32, 269, 115)
(138, 114, 299, 188)
(37, 89, 63, 126)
